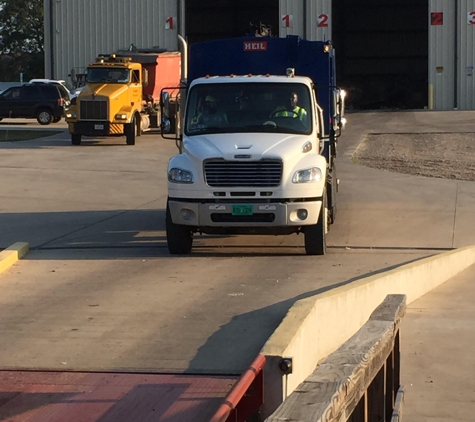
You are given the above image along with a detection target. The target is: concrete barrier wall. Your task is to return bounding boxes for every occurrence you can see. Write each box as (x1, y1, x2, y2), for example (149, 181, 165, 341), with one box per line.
(260, 245, 475, 418)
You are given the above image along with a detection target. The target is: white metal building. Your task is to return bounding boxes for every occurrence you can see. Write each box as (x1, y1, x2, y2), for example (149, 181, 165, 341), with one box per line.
(44, 0, 475, 110)
(429, 0, 475, 109)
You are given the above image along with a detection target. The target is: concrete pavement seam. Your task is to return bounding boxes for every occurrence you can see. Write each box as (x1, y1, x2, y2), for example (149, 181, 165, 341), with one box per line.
(0, 242, 30, 275)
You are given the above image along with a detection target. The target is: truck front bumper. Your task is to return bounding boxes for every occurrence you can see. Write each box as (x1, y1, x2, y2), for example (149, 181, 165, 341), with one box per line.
(68, 121, 124, 136)
(168, 199, 323, 232)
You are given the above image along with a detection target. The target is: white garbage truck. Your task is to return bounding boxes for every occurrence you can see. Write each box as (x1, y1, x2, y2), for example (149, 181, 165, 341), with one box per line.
(162, 35, 345, 255)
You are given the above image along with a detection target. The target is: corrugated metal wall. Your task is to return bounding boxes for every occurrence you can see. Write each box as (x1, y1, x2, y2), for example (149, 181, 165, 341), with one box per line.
(278, 0, 332, 41)
(45, 0, 474, 110)
(429, 0, 456, 110)
(305, 0, 332, 42)
(46, 0, 179, 85)
(279, 0, 304, 37)
(457, 0, 475, 109)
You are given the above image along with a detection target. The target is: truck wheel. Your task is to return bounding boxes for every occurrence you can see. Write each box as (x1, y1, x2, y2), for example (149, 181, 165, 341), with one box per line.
(304, 190, 327, 255)
(328, 162, 337, 224)
(125, 116, 136, 145)
(166, 202, 193, 254)
(169, 116, 176, 135)
(71, 134, 82, 145)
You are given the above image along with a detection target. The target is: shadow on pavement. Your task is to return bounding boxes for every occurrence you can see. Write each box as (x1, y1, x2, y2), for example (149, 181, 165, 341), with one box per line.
(185, 254, 430, 375)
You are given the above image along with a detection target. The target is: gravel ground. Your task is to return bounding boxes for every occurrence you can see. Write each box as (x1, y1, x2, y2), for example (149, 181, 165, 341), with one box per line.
(352, 132, 475, 181)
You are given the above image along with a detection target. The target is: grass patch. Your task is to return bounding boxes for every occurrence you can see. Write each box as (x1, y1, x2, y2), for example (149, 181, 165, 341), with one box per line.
(0, 129, 62, 142)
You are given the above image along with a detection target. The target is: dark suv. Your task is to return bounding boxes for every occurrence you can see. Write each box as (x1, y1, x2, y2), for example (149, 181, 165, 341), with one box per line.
(0, 83, 69, 125)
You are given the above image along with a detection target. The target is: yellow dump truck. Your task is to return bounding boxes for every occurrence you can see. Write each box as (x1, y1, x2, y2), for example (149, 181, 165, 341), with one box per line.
(65, 49, 181, 145)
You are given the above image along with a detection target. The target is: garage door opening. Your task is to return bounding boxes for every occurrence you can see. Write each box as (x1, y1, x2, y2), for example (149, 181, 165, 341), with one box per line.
(185, 0, 279, 45)
(332, 0, 428, 110)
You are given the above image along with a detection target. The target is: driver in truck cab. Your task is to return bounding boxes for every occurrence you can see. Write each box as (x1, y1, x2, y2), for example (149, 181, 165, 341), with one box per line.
(192, 95, 229, 126)
(272, 91, 308, 123)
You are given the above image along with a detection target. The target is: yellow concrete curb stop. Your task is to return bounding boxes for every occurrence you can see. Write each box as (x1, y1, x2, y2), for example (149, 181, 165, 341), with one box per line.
(0, 242, 30, 274)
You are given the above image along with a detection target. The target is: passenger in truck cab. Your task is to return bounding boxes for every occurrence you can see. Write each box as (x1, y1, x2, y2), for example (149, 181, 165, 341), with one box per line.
(272, 91, 308, 123)
(192, 95, 228, 126)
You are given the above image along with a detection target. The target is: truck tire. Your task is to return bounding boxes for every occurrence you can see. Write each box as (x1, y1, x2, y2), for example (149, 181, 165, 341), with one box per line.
(328, 162, 337, 224)
(125, 116, 136, 145)
(304, 190, 327, 255)
(71, 134, 82, 145)
(169, 115, 176, 135)
(166, 202, 193, 254)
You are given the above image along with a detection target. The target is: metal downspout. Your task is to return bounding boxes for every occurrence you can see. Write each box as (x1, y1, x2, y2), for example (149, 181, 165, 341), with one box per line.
(178, 0, 186, 40)
(303, 0, 307, 38)
(49, 0, 55, 78)
(454, 0, 458, 109)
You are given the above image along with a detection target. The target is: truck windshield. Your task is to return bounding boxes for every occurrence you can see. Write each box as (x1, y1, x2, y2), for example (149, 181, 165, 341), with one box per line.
(87, 68, 130, 83)
(185, 82, 312, 136)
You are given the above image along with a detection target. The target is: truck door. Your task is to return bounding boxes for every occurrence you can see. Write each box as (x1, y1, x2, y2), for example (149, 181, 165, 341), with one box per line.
(21, 85, 42, 117)
(130, 69, 141, 101)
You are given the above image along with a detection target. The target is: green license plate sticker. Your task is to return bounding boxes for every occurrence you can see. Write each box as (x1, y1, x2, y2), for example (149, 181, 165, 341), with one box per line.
(232, 205, 253, 216)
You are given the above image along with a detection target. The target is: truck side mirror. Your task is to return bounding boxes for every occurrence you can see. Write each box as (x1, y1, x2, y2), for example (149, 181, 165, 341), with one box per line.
(161, 91, 171, 133)
(331, 88, 346, 138)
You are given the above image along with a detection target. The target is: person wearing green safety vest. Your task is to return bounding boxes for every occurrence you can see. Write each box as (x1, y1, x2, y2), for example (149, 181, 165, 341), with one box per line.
(272, 92, 308, 123)
(192, 95, 228, 126)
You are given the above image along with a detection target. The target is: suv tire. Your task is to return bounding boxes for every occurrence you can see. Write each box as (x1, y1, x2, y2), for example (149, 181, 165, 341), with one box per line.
(37, 108, 53, 125)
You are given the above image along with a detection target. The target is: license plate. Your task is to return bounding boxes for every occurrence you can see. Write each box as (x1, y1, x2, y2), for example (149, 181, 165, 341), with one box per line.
(94, 124, 104, 130)
(232, 205, 253, 216)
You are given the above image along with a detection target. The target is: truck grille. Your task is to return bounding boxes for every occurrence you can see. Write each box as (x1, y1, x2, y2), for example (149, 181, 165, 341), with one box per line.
(204, 160, 282, 187)
(80, 98, 108, 120)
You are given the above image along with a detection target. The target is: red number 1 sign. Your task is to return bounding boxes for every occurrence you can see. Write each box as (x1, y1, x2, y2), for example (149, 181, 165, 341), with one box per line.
(281, 14, 293, 28)
(165, 17, 175, 30)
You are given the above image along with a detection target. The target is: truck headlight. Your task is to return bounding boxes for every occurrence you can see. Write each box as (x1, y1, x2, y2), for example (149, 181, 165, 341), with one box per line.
(115, 113, 128, 120)
(65, 111, 76, 119)
(168, 168, 194, 183)
(292, 167, 323, 183)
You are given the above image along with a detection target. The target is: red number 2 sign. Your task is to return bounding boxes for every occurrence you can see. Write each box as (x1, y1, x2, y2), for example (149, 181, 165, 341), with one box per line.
(431, 12, 443, 25)
(317, 14, 329, 28)
(468, 11, 475, 24)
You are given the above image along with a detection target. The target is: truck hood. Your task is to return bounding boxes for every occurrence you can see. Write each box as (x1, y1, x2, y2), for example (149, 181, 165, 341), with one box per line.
(79, 83, 128, 99)
(183, 132, 313, 161)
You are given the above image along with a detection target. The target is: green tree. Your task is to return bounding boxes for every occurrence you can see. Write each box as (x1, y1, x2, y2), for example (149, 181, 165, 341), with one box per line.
(0, 0, 44, 81)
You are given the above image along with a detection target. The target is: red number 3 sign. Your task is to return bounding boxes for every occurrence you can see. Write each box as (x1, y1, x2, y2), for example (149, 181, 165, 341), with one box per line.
(317, 14, 329, 28)
(468, 11, 475, 24)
